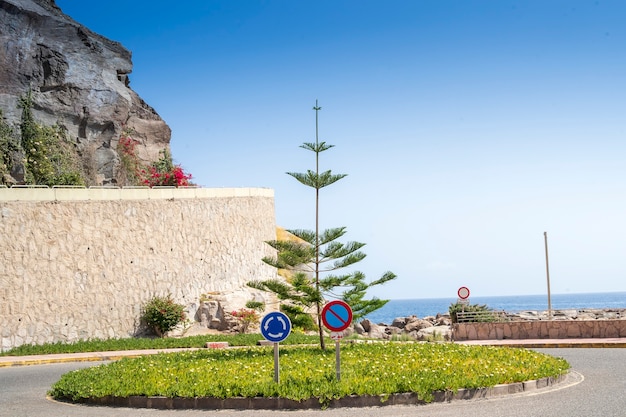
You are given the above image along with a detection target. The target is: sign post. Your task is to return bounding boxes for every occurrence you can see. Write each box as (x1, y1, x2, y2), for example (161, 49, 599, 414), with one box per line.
(260, 311, 291, 383)
(321, 300, 353, 381)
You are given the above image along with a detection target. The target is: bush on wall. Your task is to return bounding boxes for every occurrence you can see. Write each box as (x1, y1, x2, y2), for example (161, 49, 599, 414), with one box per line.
(117, 132, 192, 187)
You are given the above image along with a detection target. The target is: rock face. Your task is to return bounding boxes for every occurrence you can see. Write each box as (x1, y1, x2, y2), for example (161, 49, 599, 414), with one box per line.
(0, 0, 171, 184)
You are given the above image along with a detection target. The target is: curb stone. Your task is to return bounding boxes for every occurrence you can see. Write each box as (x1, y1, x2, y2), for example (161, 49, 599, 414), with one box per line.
(0, 348, 202, 368)
(53, 373, 568, 410)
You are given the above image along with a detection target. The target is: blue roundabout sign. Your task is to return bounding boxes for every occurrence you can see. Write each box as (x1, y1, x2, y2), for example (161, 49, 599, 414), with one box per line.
(260, 311, 292, 343)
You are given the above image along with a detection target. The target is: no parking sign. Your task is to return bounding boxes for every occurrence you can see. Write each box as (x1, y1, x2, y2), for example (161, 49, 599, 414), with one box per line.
(321, 300, 352, 332)
(321, 300, 353, 382)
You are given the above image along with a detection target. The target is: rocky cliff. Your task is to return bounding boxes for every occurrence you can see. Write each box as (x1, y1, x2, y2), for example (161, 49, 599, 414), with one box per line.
(0, 0, 171, 185)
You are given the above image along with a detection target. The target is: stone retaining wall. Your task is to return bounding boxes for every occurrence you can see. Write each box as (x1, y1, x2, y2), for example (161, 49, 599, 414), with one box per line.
(0, 187, 277, 351)
(453, 319, 626, 341)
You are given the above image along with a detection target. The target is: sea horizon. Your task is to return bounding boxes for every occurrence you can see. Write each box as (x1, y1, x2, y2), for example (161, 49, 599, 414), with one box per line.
(387, 290, 626, 302)
(363, 291, 626, 325)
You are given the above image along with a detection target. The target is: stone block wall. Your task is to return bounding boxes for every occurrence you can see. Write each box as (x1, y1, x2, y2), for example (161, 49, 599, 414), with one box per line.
(453, 320, 626, 341)
(0, 187, 277, 351)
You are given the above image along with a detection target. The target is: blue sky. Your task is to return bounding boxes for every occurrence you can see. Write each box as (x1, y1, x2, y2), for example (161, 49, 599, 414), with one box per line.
(56, 1, 626, 300)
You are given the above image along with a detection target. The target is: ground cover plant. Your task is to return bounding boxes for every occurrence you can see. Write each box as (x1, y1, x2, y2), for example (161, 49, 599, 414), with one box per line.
(0, 333, 320, 356)
(49, 342, 569, 406)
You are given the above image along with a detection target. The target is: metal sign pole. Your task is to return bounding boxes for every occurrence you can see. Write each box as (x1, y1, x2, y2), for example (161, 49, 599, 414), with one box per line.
(335, 340, 341, 381)
(273, 342, 280, 383)
(260, 311, 291, 384)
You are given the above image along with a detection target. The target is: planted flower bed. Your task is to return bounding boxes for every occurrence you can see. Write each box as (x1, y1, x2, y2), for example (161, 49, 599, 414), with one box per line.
(50, 342, 569, 407)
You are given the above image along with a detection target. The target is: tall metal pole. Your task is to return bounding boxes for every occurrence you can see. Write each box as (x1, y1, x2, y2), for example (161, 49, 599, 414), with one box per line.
(335, 340, 341, 381)
(544, 232, 552, 320)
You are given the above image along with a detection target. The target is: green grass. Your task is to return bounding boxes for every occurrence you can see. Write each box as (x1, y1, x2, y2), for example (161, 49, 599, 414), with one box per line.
(49, 342, 569, 405)
(0, 333, 319, 356)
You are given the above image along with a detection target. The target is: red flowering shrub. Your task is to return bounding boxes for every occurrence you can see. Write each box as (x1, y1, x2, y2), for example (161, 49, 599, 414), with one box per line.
(141, 163, 192, 187)
(141, 294, 186, 337)
(231, 308, 260, 334)
(117, 133, 193, 187)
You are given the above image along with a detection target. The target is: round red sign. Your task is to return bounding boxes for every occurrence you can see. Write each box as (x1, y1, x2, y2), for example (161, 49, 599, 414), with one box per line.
(457, 286, 470, 300)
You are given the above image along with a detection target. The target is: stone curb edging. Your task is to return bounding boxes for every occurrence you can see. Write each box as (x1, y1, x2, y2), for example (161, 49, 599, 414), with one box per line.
(0, 348, 204, 368)
(53, 373, 567, 410)
(0, 355, 137, 368)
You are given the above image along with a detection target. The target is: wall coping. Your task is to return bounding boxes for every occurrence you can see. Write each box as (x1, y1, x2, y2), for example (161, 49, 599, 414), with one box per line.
(0, 186, 274, 201)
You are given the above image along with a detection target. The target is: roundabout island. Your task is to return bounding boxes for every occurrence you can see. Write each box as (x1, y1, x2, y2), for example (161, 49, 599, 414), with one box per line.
(49, 342, 569, 410)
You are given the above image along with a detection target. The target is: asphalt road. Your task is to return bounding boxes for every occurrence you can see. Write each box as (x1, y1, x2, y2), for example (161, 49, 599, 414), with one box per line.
(0, 348, 624, 417)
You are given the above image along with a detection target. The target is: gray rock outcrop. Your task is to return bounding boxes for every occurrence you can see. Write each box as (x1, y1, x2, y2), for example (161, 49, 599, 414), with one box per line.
(355, 316, 452, 341)
(0, 0, 171, 184)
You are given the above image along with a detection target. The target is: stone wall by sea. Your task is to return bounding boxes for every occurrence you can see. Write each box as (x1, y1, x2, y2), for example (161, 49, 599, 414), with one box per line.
(453, 316, 626, 341)
(0, 187, 277, 350)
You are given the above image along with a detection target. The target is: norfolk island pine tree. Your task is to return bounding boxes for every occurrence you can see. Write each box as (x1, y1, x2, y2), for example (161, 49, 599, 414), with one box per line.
(248, 101, 396, 350)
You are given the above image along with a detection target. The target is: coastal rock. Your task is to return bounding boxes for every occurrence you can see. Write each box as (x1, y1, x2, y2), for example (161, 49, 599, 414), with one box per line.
(436, 316, 451, 326)
(416, 326, 451, 341)
(367, 322, 388, 340)
(384, 326, 403, 337)
(404, 318, 433, 332)
(553, 309, 578, 318)
(0, 0, 171, 185)
(507, 309, 625, 322)
(353, 322, 365, 335)
(360, 319, 373, 333)
(356, 315, 451, 342)
(512, 311, 540, 321)
(391, 317, 406, 329)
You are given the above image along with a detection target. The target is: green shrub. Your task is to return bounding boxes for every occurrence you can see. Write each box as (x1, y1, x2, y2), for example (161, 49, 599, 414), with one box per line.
(449, 302, 497, 323)
(141, 295, 186, 337)
(245, 300, 265, 311)
(19, 92, 85, 186)
(0, 110, 19, 184)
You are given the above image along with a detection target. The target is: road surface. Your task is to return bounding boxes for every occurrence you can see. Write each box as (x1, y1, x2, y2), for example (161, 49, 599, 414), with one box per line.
(0, 348, 624, 417)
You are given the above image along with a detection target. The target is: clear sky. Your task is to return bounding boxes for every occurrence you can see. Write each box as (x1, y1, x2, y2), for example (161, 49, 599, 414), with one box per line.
(56, 0, 625, 300)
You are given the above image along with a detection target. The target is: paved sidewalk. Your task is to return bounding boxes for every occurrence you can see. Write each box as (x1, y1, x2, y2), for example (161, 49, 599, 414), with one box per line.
(0, 348, 201, 367)
(1, 338, 624, 367)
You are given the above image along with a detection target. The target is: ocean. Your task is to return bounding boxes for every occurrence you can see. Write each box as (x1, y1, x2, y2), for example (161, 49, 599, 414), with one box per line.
(363, 292, 626, 324)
